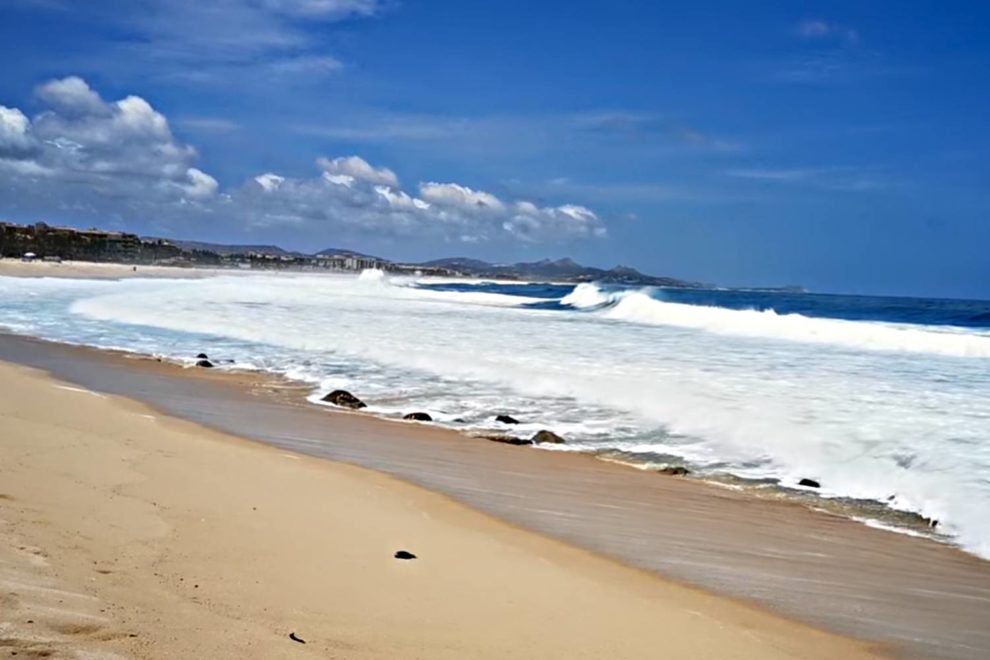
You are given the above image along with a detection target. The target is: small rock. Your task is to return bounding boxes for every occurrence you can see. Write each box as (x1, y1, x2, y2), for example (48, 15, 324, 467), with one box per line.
(321, 389, 367, 409)
(659, 466, 690, 476)
(531, 430, 565, 444)
(195, 353, 209, 359)
(394, 550, 417, 560)
(403, 412, 432, 422)
(289, 632, 306, 644)
(482, 435, 533, 446)
(798, 478, 821, 488)
(195, 359, 213, 368)
(495, 414, 520, 424)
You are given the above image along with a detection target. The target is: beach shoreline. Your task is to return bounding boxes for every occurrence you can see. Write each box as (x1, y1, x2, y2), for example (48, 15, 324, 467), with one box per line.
(0, 358, 889, 659)
(1, 332, 988, 658)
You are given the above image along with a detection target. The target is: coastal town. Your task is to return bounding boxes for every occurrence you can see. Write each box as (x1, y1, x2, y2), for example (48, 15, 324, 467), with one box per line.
(0, 220, 456, 276)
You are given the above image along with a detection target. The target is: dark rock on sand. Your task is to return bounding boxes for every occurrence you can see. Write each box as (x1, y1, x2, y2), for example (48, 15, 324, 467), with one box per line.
(403, 412, 432, 422)
(531, 430, 565, 444)
(394, 550, 417, 560)
(321, 390, 366, 409)
(495, 414, 520, 424)
(482, 434, 534, 446)
(289, 632, 306, 644)
(195, 359, 213, 368)
(798, 478, 821, 488)
(195, 353, 209, 359)
(659, 466, 690, 476)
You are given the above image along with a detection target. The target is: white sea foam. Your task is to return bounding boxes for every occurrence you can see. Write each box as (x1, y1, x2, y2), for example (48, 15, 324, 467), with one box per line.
(2, 272, 989, 559)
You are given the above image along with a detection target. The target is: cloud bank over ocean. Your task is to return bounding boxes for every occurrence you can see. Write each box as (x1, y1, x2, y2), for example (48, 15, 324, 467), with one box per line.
(0, 77, 605, 245)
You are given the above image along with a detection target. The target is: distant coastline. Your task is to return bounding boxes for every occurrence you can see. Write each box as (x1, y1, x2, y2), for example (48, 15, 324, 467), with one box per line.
(1, 219, 716, 288)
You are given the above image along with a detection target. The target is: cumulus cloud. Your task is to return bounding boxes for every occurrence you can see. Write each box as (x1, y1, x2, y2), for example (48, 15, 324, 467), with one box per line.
(1, 77, 213, 209)
(419, 182, 505, 212)
(35, 76, 108, 116)
(0, 77, 606, 245)
(0, 106, 37, 158)
(317, 155, 399, 187)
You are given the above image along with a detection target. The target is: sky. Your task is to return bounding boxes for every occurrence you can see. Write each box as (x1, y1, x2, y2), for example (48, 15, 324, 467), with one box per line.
(1, 1, 988, 298)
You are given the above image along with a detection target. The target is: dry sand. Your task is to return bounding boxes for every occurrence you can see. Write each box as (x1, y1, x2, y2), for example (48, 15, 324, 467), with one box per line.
(0, 361, 882, 659)
(0, 258, 233, 280)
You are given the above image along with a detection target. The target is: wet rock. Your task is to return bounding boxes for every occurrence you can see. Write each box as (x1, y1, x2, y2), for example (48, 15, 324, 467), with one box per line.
(495, 414, 520, 424)
(195, 353, 209, 359)
(394, 550, 417, 560)
(659, 466, 690, 476)
(923, 517, 940, 529)
(195, 359, 213, 368)
(531, 430, 565, 444)
(403, 412, 432, 422)
(798, 478, 821, 488)
(321, 390, 366, 409)
(482, 434, 534, 446)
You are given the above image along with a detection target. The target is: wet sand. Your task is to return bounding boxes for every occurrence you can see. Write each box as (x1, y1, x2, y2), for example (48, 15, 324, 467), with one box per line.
(0, 359, 885, 659)
(1, 334, 988, 658)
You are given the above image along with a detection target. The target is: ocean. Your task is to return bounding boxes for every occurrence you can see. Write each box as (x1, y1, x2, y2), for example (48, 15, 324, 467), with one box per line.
(2, 270, 989, 558)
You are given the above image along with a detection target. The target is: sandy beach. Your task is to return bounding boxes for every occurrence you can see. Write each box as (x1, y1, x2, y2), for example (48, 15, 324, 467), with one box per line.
(0, 360, 884, 659)
(0, 258, 234, 280)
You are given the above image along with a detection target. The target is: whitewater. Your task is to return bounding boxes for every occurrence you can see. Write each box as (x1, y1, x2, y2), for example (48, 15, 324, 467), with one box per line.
(2, 271, 989, 559)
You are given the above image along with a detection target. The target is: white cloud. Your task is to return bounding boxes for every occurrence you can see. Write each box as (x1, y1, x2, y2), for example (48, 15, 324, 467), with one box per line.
(2, 77, 213, 211)
(0, 106, 36, 158)
(419, 182, 506, 213)
(318, 155, 399, 187)
(35, 76, 108, 116)
(254, 173, 286, 191)
(0, 77, 607, 244)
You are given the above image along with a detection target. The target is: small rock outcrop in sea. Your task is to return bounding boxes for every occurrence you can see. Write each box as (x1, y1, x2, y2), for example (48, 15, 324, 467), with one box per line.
(321, 390, 367, 409)
(482, 434, 533, 446)
(495, 414, 520, 424)
(403, 412, 432, 422)
(195, 353, 209, 359)
(798, 478, 821, 488)
(659, 466, 690, 476)
(531, 430, 565, 444)
(195, 359, 213, 368)
(394, 550, 417, 560)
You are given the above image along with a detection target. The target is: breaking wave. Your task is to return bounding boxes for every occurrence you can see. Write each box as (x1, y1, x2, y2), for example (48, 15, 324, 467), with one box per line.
(561, 283, 990, 357)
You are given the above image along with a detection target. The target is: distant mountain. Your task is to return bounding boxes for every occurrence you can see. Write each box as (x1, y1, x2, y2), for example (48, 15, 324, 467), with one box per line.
(141, 236, 699, 287)
(417, 256, 700, 287)
(314, 247, 383, 260)
(144, 238, 382, 261)
(148, 238, 300, 257)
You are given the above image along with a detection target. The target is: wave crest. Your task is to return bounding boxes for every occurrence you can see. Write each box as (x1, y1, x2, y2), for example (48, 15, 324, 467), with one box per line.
(561, 284, 990, 357)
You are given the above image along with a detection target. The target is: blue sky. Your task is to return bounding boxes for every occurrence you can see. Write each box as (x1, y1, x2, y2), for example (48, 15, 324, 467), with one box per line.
(1, 1, 988, 297)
